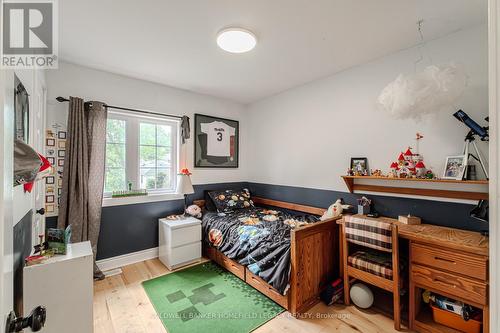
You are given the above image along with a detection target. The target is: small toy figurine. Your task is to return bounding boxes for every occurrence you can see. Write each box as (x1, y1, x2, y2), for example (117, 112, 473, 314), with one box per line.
(371, 169, 383, 177)
(185, 204, 202, 218)
(425, 170, 435, 179)
(347, 168, 354, 176)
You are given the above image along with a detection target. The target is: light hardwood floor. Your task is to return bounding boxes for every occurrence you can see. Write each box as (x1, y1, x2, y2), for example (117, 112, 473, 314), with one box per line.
(94, 259, 405, 333)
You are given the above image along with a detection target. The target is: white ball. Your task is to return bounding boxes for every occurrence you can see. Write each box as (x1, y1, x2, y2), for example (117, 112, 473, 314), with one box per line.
(350, 283, 374, 309)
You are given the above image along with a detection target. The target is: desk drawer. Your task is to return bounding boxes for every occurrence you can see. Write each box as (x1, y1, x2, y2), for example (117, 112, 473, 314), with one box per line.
(412, 264, 487, 306)
(411, 243, 487, 281)
(219, 254, 245, 280)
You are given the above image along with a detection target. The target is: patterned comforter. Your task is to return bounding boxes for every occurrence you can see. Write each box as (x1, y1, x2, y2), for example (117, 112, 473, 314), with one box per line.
(202, 207, 319, 294)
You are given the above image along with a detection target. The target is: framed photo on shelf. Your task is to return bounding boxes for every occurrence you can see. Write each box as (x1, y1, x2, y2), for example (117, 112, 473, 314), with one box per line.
(443, 155, 467, 180)
(194, 114, 239, 168)
(350, 157, 369, 175)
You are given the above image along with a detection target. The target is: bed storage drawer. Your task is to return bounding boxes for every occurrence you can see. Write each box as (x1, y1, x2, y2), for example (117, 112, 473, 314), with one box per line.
(411, 264, 487, 306)
(204, 246, 220, 262)
(411, 243, 487, 281)
(245, 270, 289, 308)
(218, 254, 245, 280)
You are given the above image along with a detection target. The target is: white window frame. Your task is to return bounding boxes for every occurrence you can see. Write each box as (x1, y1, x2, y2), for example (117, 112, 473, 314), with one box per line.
(103, 110, 180, 205)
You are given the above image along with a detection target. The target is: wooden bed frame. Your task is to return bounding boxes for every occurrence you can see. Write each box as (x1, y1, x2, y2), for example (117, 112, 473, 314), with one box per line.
(194, 196, 341, 315)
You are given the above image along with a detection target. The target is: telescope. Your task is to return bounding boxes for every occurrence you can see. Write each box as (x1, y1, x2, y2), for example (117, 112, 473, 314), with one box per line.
(453, 110, 489, 179)
(453, 110, 489, 141)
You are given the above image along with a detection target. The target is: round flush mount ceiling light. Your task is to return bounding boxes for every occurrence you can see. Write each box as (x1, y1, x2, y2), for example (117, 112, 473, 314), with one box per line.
(217, 28, 257, 53)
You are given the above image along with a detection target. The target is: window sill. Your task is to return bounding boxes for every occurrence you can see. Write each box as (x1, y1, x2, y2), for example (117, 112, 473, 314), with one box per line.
(102, 192, 184, 207)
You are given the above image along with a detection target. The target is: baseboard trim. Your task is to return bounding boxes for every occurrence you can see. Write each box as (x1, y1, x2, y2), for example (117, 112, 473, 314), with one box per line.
(96, 247, 159, 272)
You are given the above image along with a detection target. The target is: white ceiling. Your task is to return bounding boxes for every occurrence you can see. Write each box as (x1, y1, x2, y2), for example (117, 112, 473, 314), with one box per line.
(59, 0, 487, 104)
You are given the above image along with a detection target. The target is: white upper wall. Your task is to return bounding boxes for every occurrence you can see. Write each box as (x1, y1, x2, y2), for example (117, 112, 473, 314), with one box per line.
(46, 61, 248, 185)
(246, 25, 489, 191)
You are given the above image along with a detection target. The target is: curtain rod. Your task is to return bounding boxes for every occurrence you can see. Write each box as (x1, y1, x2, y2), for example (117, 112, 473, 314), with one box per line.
(55, 96, 183, 119)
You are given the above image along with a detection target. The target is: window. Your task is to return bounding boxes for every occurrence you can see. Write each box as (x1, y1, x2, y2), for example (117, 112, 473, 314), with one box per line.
(139, 122, 173, 190)
(104, 111, 179, 196)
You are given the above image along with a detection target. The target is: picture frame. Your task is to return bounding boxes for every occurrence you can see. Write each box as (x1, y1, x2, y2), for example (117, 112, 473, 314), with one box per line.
(443, 155, 467, 180)
(194, 114, 239, 168)
(45, 204, 54, 213)
(350, 157, 369, 175)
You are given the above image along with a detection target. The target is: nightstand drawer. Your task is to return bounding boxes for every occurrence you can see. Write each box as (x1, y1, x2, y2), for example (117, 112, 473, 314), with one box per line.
(412, 264, 487, 306)
(163, 242, 201, 269)
(411, 243, 487, 281)
(169, 225, 201, 248)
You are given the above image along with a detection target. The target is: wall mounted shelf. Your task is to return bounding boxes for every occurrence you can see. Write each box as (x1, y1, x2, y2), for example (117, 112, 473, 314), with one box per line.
(341, 176, 488, 201)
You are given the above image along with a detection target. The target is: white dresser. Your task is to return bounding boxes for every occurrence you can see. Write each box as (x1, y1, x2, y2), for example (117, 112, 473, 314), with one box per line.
(23, 241, 93, 333)
(159, 216, 202, 270)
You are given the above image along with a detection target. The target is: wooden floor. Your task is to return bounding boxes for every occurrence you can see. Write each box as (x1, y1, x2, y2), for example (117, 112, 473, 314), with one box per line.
(94, 258, 407, 333)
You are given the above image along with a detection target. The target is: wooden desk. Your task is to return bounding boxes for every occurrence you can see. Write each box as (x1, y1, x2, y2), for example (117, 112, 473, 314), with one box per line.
(338, 216, 489, 333)
(401, 224, 489, 333)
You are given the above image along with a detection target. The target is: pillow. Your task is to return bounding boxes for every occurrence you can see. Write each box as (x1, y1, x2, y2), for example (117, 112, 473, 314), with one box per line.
(203, 190, 218, 212)
(208, 189, 254, 212)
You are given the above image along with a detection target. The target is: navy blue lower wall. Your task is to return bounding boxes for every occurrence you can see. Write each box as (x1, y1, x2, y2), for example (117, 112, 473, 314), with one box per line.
(45, 181, 486, 261)
(46, 182, 248, 260)
(248, 182, 487, 233)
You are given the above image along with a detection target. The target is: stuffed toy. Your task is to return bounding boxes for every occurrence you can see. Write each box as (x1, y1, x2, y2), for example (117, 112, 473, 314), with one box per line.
(186, 204, 202, 218)
(283, 218, 308, 228)
(262, 214, 278, 222)
(321, 199, 352, 221)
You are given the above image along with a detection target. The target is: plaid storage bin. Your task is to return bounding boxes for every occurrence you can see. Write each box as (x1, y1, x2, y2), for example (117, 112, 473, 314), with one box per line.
(344, 215, 393, 252)
(348, 250, 394, 280)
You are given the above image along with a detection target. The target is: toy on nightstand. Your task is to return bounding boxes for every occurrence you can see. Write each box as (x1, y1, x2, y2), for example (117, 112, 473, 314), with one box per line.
(186, 204, 202, 218)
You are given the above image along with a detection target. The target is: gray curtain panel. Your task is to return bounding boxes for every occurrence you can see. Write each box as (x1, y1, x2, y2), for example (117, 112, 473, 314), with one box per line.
(57, 97, 107, 279)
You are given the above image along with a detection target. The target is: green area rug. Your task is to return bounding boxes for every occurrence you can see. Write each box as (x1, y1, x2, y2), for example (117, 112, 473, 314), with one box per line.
(142, 262, 284, 333)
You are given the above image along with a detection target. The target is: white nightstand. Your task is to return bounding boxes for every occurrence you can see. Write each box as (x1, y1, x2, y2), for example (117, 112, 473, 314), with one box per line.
(159, 216, 202, 270)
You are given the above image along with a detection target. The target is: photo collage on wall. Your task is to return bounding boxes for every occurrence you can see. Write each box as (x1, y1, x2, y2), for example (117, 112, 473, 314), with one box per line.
(44, 122, 66, 217)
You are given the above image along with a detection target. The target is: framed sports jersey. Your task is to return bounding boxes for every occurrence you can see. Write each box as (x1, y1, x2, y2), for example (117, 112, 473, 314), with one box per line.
(194, 114, 239, 168)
